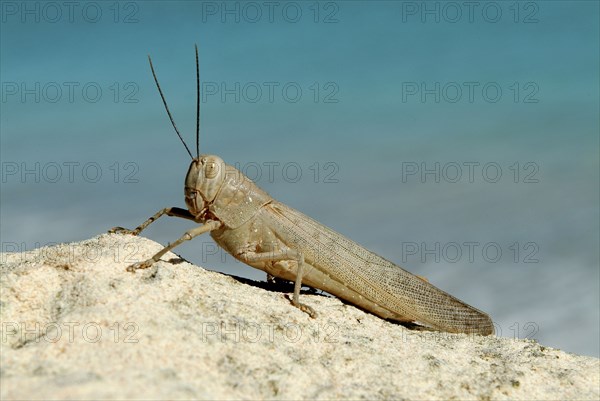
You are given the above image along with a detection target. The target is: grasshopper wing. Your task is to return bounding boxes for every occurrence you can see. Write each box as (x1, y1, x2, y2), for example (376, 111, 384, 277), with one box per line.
(262, 201, 494, 335)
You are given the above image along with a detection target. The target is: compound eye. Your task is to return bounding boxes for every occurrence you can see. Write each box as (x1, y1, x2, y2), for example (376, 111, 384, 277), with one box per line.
(205, 162, 218, 179)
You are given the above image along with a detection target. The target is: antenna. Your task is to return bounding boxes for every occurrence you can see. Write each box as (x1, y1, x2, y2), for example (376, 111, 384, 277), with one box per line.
(148, 54, 194, 159)
(195, 44, 200, 159)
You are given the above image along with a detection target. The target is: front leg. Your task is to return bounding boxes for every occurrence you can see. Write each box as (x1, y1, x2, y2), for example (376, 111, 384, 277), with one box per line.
(127, 220, 222, 272)
(110, 207, 196, 236)
(239, 249, 316, 318)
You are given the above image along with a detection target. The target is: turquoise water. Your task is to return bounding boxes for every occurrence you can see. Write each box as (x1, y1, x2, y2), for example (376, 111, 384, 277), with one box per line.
(2, 1, 598, 356)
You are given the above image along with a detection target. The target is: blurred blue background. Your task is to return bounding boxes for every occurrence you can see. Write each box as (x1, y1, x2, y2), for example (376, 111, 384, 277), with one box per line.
(1, 1, 598, 356)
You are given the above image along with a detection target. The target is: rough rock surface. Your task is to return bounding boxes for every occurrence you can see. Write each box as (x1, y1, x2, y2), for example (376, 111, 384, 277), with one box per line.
(1, 234, 598, 400)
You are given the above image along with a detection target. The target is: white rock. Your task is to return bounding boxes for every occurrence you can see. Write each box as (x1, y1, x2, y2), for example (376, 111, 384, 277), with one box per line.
(1, 234, 598, 400)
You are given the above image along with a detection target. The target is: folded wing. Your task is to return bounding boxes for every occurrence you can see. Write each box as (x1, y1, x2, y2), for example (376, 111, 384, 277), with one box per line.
(263, 201, 494, 335)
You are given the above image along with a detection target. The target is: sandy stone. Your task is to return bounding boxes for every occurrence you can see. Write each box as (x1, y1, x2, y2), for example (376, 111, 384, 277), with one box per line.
(1, 234, 598, 400)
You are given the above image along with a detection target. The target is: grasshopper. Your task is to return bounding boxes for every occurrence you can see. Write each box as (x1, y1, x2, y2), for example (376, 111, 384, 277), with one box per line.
(110, 46, 494, 335)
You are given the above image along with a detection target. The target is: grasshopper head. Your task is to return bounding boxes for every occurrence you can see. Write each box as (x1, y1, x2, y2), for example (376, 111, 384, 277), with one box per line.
(148, 46, 236, 220)
(184, 155, 227, 217)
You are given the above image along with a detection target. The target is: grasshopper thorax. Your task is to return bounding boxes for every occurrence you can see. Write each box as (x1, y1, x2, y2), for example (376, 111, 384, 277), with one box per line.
(185, 155, 273, 229)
